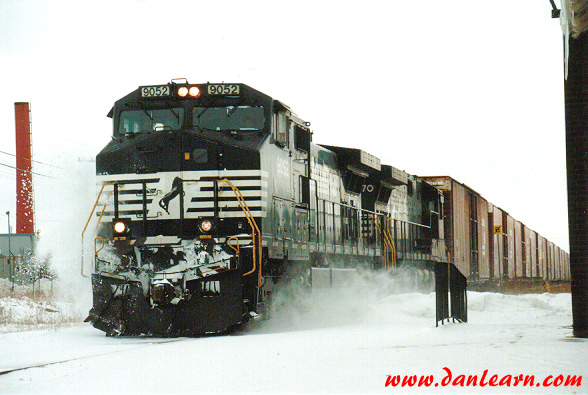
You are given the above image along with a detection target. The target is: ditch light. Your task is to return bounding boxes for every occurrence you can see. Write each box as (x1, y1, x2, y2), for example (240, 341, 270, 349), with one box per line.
(112, 218, 132, 241)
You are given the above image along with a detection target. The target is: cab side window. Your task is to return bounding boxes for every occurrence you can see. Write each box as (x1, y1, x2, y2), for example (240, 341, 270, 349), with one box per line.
(275, 112, 288, 147)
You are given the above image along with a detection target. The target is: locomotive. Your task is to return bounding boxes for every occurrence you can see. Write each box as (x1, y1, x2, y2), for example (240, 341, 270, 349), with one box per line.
(84, 81, 465, 336)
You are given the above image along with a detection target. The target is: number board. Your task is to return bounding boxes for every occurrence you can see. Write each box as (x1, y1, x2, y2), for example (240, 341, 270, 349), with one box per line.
(207, 84, 240, 95)
(140, 85, 171, 98)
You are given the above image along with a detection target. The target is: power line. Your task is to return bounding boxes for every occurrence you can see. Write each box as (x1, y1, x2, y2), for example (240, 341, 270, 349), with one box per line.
(0, 162, 53, 178)
(0, 150, 65, 170)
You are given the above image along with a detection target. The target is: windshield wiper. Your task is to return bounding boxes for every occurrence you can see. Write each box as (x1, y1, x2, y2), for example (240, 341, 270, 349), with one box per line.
(194, 107, 210, 121)
(136, 102, 154, 121)
(194, 98, 222, 128)
(164, 102, 181, 123)
(227, 100, 247, 118)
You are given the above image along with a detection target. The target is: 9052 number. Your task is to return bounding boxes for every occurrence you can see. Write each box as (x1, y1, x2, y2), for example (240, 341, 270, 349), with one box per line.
(207, 84, 240, 95)
(141, 85, 170, 98)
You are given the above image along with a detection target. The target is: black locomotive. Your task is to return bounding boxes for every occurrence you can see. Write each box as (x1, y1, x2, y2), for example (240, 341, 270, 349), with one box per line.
(85, 81, 466, 336)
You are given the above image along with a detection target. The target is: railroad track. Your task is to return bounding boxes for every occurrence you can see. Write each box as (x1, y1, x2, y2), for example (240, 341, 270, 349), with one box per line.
(0, 337, 186, 376)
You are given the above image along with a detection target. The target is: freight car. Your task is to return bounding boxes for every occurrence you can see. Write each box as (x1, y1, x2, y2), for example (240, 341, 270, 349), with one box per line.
(421, 176, 570, 293)
(83, 81, 466, 336)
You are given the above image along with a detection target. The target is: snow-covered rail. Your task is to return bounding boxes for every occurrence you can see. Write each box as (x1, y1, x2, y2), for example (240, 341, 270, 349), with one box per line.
(0, 328, 187, 377)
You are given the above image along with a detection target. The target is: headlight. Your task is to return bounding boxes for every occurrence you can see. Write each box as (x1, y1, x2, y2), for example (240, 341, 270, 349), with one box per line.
(189, 86, 201, 97)
(112, 218, 132, 240)
(178, 86, 189, 97)
(200, 219, 213, 233)
(113, 221, 127, 234)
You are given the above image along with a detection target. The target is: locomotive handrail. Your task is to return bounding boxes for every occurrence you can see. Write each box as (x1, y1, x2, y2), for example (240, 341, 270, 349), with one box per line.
(386, 218, 397, 268)
(385, 218, 393, 268)
(339, 202, 431, 229)
(310, 193, 430, 264)
(228, 236, 240, 254)
(81, 182, 116, 278)
(95, 189, 114, 230)
(381, 217, 393, 269)
(403, 220, 431, 229)
(381, 216, 395, 269)
(371, 215, 386, 268)
(371, 215, 395, 269)
(218, 179, 263, 288)
(95, 237, 105, 256)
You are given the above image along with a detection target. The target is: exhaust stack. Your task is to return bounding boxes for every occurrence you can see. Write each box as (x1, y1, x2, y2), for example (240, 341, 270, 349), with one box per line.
(14, 102, 35, 234)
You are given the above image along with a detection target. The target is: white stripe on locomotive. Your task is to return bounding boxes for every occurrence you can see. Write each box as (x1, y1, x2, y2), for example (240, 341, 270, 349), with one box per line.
(95, 170, 268, 220)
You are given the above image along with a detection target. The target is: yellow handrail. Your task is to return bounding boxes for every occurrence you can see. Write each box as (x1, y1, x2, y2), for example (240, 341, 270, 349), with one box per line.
(81, 182, 115, 277)
(95, 237, 105, 256)
(372, 215, 394, 270)
(386, 218, 397, 268)
(228, 236, 240, 254)
(370, 216, 385, 269)
(218, 179, 263, 288)
(95, 190, 114, 232)
(384, 218, 391, 267)
(378, 217, 389, 269)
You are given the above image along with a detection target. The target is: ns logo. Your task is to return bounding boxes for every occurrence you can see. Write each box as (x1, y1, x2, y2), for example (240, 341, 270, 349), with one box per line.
(276, 157, 289, 178)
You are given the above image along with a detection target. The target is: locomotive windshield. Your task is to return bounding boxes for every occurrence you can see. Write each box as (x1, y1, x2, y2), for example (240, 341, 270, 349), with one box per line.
(192, 106, 264, 131)
(119, 107, 184, 135)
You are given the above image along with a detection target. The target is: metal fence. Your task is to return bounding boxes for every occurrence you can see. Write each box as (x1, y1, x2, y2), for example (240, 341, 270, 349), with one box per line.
(435, 262, 468, 327)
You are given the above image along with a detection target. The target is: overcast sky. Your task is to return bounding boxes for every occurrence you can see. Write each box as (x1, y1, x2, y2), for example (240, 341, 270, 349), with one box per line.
(0, 0, 569, 251)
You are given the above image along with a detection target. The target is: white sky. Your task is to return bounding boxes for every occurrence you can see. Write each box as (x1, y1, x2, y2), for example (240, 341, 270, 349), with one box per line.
(0, 0, 569, 250)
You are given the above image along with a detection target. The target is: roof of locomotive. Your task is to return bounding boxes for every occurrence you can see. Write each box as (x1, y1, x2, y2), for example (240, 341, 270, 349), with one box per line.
(107, 81, 276, 118)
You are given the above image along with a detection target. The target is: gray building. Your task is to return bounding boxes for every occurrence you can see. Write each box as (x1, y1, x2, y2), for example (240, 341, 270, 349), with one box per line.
(0, 233, 41, 283)
(0, 233, 36, 256)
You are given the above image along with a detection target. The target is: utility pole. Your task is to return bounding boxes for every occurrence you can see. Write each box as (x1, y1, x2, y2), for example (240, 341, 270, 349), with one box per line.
(6, 211, 12, 256)
(6, 211, 14, 292)
(560, 0, 588, 338)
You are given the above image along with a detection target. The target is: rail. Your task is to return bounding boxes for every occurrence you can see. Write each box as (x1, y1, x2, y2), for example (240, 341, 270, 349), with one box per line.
(81, 182, 115, 277)
(218, 179, 263, 288)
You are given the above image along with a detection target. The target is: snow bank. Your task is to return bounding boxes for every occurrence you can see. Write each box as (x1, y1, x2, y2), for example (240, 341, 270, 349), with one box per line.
(257, 268, 436, 333)
(0, 278, 86, 333)
(255, 268, 572, 338)
(0, 296, 84, 333)
(468, 292, 571, 319)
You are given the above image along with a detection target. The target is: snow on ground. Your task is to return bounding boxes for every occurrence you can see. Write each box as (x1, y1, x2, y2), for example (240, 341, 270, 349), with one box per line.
(0, 296, 83, 334)
(0, 279, 86, 333)
(0, 274, 586, 394)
